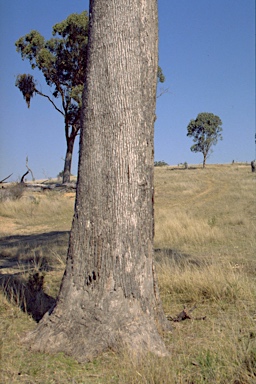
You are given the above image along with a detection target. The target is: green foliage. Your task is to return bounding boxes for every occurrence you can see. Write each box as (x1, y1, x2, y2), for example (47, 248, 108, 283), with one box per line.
(15, 11, 89, 117)
(187, 112, 223, 167)
(15, 12, 89, 183)
(15, 74, 36, 108)
(157, 66, 165, 83)
(154, 160, 169, 167)
(16, 12, 164, 119)
(15, 12, 165, 183)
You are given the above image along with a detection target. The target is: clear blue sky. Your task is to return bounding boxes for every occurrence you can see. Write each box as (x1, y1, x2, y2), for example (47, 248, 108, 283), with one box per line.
(0, 0, 255, 181)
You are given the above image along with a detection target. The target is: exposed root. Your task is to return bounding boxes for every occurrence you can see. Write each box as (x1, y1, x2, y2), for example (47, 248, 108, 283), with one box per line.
(23, 292, 170, 362)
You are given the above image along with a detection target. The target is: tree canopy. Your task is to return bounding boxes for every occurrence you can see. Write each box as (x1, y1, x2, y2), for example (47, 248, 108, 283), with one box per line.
(187, 112, 223, 167)
(16, 11, 165, 182)
(15, 11, 89, 183)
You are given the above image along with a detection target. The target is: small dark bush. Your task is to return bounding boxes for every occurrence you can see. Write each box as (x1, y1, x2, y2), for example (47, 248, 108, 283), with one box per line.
(57, 170, 64, 180)
(154, 160, 168, 167)
(0, 183, 25, 201)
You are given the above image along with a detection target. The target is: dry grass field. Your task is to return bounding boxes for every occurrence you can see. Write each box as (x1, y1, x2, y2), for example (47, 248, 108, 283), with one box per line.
(0, 163, 255, 383)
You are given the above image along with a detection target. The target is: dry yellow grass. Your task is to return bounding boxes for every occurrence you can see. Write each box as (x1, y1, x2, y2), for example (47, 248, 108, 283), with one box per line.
(154, 164, 256, 262)
(0, 164, 255, 383)
(0, 188, 75, 235)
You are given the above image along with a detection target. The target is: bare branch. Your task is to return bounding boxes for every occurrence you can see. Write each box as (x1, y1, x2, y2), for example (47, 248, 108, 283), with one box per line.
(26, 156, 35, 181)
(20, 171, 29, 183)
(34, 88, 64, 116)
(0, 173, 13, 183)
(157, 87, 169, 99)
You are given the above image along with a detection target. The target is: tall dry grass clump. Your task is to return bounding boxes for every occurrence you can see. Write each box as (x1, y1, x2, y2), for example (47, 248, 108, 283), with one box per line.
(157, 256, 255, 306)
(0, 183, 26, 201)
(0, 188, 74, 234)
(155, 208, 224, 249)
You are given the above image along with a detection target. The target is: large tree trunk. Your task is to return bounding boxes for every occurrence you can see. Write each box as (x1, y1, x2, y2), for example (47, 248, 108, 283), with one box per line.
(24, 0, 171, 361)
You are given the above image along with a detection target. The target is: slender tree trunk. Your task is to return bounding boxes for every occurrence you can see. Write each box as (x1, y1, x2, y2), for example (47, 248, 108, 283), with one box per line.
(24, 0, 171, 361)
(62, 123, 80, 184)
(62, 136, 75, 183)
(203, 153, 207, 168)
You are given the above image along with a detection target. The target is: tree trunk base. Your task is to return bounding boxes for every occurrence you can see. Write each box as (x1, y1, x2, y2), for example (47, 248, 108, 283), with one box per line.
(23, 289, 171, 362)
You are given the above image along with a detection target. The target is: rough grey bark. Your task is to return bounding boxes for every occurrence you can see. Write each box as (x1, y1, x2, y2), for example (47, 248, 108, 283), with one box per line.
(24, 0, 171, 361)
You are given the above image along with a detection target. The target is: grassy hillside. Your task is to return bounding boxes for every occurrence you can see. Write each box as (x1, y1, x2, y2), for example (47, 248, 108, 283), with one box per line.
(0, 164, 255, 383)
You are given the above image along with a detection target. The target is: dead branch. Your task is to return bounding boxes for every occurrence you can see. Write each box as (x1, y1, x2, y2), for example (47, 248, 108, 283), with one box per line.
(0, 173, 13, 183)
(157, 87, 169, 98)
(20, 157, 35, 183)
(26, 156, 35, 181)
(167, 304, 206, 322)
(35, 88, 64, 116)
(20, 171, 29, 183)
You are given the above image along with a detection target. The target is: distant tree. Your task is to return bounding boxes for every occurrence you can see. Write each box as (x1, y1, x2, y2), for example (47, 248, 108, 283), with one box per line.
(15, 12, 89, 183)
(154, 160, 168, 167)
(187, 112, 223, 168)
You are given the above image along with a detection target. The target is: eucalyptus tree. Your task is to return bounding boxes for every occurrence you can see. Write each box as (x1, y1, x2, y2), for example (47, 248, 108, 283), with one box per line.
(24, 0, 171, 361)
(16, 11, 165, 183)
(15, 12, 89, 183)
(187, 112, 223, 167)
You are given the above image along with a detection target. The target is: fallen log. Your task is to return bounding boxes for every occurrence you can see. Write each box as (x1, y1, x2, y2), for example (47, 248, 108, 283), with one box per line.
(23, 182, 77, 192)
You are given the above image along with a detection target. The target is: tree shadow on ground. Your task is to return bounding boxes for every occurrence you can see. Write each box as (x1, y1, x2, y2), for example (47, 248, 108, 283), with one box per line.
(0, 231, 70, 271)
(154, 248, 205, 268)
(0, 231, 69, 321)
(0, 271, 56, 322)
(0, 231, 203, 321)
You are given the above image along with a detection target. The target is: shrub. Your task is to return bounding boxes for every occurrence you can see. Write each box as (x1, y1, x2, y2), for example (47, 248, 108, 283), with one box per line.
(0, 183, 25, 202)
(154, 160, 168, 167)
